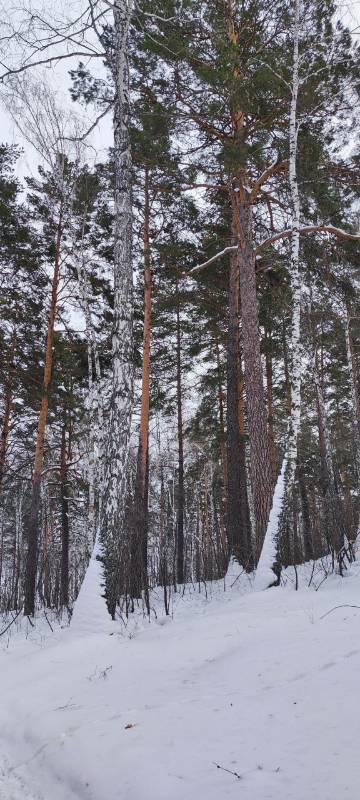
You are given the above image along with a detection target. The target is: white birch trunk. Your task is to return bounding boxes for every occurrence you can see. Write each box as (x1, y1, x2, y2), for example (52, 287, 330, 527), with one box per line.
(255, 0, 302, 589)
(101, 0, 134, 616)
(72, 228, 105, 552)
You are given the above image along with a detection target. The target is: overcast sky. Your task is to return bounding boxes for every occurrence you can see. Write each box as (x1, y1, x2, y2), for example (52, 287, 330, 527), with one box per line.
(1, 1, 360, 182)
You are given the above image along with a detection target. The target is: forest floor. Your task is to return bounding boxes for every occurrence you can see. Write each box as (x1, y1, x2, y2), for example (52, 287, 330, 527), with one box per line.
(1, 557, 360, 800)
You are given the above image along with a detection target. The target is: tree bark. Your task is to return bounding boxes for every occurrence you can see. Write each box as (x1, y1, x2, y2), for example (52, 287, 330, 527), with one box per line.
(265, 325, 277, 480)
(255, 0, 303, 587)
(310, 302, 345, 557)
(175, 284, 184, 585)
(298, 462, 314, 561)
(0, 330, 17, 495)
(24, 211, 63, 616)
(233, 196, 273, 557)
(131, 166, 152, 598)
(226, 241, 253, 568)
(60, 417, 69, 608)
(215, 337, 228, 504)
(102, 0, 134, 618)
(344, 302, 360, 486)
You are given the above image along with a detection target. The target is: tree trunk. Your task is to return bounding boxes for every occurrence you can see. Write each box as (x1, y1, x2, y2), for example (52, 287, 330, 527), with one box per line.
(175, 285, 184, 585)
(254, 0, 303, 588)
(265, 325, 277, 479)
(233, 196, 273, 556)
(215, 337, 228, 504)
(60, 417, 69, 608)
(310, 303, 345, 557)
(131, 166, 152, 598)
(282, 317, 292, 416)
(102, 0, 134, 618)
(344, 302, 360, 488)
(226, 243, 253, 568)
(24, 212, 63, 616)
(298, 462, 314, 561)
(0, 331, 16, 495)
(225, 0, 273, 555)
(0, 375, 13, 496)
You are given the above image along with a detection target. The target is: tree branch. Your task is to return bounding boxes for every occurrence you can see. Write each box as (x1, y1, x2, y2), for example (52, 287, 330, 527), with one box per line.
(256, 224, 360, 253)
(185, 246, 237, 276)
(250, 159, 288, 201)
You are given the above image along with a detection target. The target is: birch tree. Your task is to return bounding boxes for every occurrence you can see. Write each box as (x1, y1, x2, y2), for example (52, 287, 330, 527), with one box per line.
(100, 1, 134, 618)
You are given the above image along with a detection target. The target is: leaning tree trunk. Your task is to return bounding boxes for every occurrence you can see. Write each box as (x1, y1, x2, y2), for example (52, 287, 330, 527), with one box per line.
(131, 166, 152, 599)
(102, 0, 134, 618)
(24, 211, 63, 616)
(226, 240, 253, 568)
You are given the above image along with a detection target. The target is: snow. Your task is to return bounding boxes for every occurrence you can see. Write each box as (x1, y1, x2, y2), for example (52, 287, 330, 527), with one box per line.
(1, 560, 360, 800)
(254, 457, 287, 591)
(69, 537, 112, 636)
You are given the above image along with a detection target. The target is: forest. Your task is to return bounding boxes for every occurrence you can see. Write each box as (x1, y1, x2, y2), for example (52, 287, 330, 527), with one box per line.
(0, 2, 360, 798)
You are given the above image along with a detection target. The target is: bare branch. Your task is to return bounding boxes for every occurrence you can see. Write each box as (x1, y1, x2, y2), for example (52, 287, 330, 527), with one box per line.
(0, 50, 103, 82)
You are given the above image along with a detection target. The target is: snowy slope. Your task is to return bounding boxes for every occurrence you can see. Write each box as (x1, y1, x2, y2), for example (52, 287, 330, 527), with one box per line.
(1, 563, 360, 800)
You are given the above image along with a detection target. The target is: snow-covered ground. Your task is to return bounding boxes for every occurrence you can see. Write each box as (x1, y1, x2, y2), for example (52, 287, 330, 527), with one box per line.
(1, 559, 360, 800)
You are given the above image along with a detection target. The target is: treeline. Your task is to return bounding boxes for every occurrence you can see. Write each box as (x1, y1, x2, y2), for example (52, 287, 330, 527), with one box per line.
(0, 0, 360, 618)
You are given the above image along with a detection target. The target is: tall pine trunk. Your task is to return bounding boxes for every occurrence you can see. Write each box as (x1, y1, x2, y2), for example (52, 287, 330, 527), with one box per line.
(255, 0, 303, 588)
(60, 416, 69, 608)
(175, 284, 184, 585)
(344, 302, 360, 493)
(226, 0, 273, 555)
(24, 211, 63, 616)
(233, 196, 273, 556)
(226, 242, 253, 568)
(215, 337, 228, 504)
(131, 166, 152, 597)
(309, 299, 345, 558)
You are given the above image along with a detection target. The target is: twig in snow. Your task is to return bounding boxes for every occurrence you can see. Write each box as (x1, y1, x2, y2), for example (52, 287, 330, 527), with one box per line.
(307, 560, 316, 588)
(43, 606, 54, 632)
(320, 605, 360, 620)
(212, 762, 242, 780)
(0, 608, 22, 637)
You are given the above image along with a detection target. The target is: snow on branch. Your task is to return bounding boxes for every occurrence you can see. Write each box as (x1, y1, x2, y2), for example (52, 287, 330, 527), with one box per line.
(185, 246, 238, 276)
(185, 225, 360, 279)
(257, 225, 360, 253)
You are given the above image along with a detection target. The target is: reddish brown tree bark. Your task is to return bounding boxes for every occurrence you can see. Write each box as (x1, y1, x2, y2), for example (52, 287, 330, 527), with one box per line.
(226, 242, 253, 568)
(131, 168, 152, 599)
(176, 281, 185, 585)
(24, 209, 63, 616)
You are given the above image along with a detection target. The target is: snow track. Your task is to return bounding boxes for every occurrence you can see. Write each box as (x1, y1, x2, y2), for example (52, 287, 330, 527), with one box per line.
(1, 563, 360, 799)
(0, 754, 44, 800)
